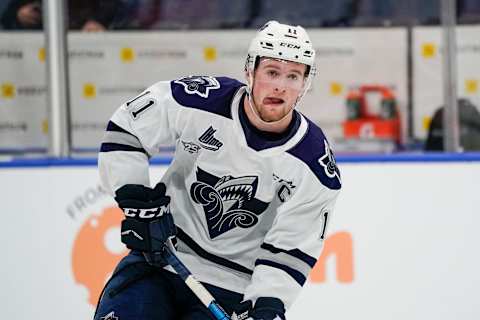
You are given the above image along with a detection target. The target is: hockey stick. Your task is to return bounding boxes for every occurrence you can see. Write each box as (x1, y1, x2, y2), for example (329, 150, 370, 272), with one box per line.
(161, 245, 232, 320)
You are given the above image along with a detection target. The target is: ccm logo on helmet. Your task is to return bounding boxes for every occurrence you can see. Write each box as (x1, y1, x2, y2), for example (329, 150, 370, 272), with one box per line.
(280, 42, 301, 49)
(124, 205, 170, 219)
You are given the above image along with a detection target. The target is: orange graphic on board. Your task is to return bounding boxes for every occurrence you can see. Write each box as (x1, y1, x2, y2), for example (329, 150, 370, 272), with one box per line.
(310, 231, 354, 283)
(72, 207, 127, 306)
(72, 208, 354, 307)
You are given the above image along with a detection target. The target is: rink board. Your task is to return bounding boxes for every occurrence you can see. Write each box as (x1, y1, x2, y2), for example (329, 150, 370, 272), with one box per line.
(0, 28, 408, 150)
(0, 161, 479, 319)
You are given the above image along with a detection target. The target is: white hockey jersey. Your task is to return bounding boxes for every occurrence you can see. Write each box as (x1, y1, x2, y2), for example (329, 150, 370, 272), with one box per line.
(98, 76, 341, 310)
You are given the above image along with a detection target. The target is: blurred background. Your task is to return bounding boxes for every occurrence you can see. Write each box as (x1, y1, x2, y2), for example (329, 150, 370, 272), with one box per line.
(1, 0, 480, 156)
(1, 1, 479, 319)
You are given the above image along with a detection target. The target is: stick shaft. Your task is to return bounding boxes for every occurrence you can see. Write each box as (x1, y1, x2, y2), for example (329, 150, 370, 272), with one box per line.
(162, 246, 231, 320)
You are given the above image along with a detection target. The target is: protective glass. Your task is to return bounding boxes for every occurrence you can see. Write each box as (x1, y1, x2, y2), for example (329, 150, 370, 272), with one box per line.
(253, 58, 307, 92)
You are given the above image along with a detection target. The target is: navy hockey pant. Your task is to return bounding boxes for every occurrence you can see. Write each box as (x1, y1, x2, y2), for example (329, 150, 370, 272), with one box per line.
(94, 252, 243, 320)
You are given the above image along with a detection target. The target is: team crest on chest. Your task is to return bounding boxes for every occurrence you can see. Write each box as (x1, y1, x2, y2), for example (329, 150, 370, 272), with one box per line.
(190, 167, 269, 239)
(174, 76, 220, 98)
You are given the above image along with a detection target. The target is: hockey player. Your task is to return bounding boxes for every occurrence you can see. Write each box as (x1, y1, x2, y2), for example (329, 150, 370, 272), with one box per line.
(95, 21, 341, 320)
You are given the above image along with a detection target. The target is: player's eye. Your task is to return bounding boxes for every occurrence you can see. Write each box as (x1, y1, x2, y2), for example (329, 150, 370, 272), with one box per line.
(266, 70, 279, 78)
(288, 74, 299, 81)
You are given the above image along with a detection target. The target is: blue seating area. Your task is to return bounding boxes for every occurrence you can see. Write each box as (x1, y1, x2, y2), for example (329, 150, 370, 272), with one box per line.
(352, 0, 441, 26)
(459, 0, 480, 24)
(249, 0, 355, 28)
(143, 0, 253, 29)
(1, 0, 480, 30)
(146, 0, 479, 29)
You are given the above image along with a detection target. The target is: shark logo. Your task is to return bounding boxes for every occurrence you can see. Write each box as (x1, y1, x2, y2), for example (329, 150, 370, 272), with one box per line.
(174, 76, 220, 98)
(190, 167, 269, 239)
(319, 140, 341, 181)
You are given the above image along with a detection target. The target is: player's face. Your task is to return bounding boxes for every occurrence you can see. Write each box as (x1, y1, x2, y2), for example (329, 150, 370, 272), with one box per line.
(251, 58, 307, 122)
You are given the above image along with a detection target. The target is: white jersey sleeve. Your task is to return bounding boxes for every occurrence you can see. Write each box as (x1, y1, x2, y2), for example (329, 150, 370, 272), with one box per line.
(98, 81, 180, 194)
(243, 178, 339, 308)
(242, 128, 342, 309)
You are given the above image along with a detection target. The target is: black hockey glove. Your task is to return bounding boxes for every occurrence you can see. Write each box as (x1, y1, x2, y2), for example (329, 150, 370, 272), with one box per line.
(115, 182, 176, 267)
(232, 297, 286, 320)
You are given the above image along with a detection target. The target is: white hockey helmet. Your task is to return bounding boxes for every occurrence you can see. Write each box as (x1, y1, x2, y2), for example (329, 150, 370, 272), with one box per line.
(245, 20, 316, 99)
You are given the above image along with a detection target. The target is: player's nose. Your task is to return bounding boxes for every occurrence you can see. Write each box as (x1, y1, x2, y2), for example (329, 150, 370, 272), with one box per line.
(273, 83, 287, 92)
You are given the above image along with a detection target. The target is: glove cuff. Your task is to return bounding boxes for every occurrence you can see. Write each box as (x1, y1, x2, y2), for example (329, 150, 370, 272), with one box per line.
(251, 297, 285, 320)
(120, 217, 176, 252)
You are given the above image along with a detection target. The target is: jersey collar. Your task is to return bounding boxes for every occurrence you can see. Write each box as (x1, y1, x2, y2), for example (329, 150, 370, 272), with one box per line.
(231, 87, 309, 156)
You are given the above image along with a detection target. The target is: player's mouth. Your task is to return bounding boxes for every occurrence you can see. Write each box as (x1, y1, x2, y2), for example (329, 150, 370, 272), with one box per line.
(263, 97, 284, 105)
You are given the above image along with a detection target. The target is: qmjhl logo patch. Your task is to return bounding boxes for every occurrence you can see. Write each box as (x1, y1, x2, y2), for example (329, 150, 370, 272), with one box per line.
(198, 126, 223, 151)
(190, 167, 268, 239)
